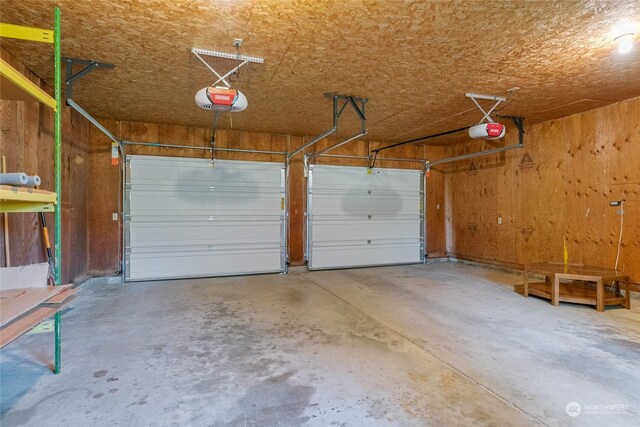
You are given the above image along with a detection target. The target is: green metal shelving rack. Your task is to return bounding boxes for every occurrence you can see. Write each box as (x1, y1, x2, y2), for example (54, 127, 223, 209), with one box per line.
(0, 7, 63, 373)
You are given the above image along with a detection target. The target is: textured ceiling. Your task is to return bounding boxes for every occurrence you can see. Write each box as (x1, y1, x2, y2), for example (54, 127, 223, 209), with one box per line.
(0, 0, 639, 145)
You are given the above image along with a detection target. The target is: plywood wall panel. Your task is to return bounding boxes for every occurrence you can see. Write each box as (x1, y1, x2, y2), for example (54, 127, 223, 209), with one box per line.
(425, 146, 447, 257)
(446, 96, 640, 284)
(87, 120, 121, 275)
(514, 120, 565, 265)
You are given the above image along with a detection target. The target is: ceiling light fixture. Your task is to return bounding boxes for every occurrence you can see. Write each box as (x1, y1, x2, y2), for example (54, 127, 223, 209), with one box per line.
(615, 33, 634, 54)
(612, 22, 637, 54)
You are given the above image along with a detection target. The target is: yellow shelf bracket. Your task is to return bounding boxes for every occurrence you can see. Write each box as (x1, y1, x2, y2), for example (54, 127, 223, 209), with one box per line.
(0, 22, 54, 43)
(0, 201, 55, 213)
(0, 58, 57, 110)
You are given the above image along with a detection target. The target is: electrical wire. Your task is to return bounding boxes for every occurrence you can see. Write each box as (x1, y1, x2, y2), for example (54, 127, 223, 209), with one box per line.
(614, 202, 624, 270)
(607, 201, 625, 293)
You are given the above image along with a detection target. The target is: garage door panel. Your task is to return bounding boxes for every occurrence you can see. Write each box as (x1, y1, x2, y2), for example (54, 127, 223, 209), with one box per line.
(310, 242, 421, 269)
(129, 156, 282, 184)
(311, 219, 420, 241)
(308, 165, 424, 270)
(310, 194, 420, 215)
(311, 167, 420, 190)
(129, 221, 281, 248)
(125, 156, 285, 281)
(127, 247, 282, 281)
(129, 191, 281, 215)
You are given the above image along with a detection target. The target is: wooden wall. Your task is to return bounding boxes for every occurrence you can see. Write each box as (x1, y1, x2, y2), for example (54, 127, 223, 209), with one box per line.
(0, 48, 90, 284)
(445, 96, 640, 284)
(87, 121, 446, 275)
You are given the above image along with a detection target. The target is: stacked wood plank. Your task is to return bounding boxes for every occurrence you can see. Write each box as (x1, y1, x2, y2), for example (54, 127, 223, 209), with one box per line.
(0, 284, 77, 349)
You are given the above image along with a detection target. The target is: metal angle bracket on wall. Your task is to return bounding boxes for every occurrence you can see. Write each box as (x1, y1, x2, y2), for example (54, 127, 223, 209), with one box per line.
(63, 57, 114, 100)
(62, 57, 120, 148)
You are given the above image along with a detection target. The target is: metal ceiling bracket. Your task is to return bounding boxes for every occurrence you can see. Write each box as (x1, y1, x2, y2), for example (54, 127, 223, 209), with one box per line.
(465, 92, 507, 124)
(290, 93, 368, 177)
(63, 57, 114, 100)
(191, 47, 264, 63)
(191, 47, 264, 88)
(62, 57, 120, 150)
(499, 115, 525, 145)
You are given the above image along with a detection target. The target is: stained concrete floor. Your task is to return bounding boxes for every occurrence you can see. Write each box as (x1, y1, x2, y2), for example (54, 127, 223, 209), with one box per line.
(1, 262, 638, 426)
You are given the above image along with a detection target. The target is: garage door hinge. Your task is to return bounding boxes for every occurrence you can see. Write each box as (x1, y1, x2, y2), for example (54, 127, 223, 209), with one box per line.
(125, 183, 132, 190)
(124, 214, 131, 221)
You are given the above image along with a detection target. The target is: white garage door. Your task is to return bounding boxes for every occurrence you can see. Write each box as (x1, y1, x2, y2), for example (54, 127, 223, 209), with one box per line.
(124, 156, 286, 281)
(307, 164, 424, 270)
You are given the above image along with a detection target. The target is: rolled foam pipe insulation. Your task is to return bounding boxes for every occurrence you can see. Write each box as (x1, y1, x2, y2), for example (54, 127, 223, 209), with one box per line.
(0, 173, 28, 186)
(25, 175, 41, 186)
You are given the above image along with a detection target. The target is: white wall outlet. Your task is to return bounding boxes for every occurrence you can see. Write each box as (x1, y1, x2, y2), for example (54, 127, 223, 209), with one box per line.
(497, 216, 503, 225)
(112, 213, 118, 221)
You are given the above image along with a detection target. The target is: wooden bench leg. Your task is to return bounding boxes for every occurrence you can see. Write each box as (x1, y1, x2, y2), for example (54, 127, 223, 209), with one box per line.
(625, 279, 630, 310)
(596, 278, 604, 312)
(523, 267, 529, 297)
(552, 274, 559, 306)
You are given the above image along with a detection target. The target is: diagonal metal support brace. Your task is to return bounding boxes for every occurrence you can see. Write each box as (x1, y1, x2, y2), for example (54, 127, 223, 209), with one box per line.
(63, 57, 114, 100)
(465, 92, 507, 124)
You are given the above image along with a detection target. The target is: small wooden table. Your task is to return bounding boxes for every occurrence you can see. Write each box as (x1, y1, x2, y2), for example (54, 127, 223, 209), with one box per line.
(523, 263, 630, 312)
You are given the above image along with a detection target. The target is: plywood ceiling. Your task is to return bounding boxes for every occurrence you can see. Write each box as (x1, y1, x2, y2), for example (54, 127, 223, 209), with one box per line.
(1, 0, 639, 145)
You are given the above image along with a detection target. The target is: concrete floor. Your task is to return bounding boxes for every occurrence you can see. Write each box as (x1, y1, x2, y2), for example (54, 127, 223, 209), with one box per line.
(1, 263, 638, 426)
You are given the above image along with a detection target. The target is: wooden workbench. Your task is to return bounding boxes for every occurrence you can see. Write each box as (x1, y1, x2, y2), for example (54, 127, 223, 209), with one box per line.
(523, 263, 630, 312)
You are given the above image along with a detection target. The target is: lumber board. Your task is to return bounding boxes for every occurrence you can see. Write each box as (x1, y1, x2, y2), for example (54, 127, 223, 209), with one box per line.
(41, 286, 77, 305)
(0, 304, 65, 349)
(0, 284, 71, 326)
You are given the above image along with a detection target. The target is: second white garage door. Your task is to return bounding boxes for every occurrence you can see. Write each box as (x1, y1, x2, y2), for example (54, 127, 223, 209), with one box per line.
(307, 164, 424, 270)
(124, 156, 286, 281)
